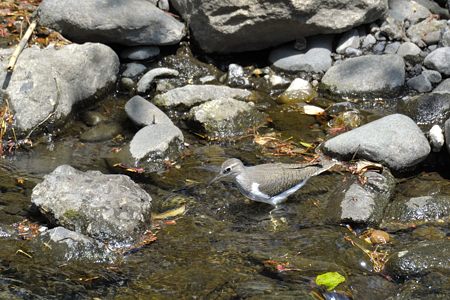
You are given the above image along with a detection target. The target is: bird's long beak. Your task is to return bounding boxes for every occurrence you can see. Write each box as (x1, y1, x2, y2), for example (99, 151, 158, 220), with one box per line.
(208, 173, 224, 186)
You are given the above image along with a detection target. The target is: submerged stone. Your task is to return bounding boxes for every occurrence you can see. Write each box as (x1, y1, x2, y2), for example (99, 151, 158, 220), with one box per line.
(125, 95, 173, 127)
(79, 122, 122, 143)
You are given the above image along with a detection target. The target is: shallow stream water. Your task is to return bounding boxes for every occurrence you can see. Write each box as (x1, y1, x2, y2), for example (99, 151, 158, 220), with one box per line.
(0, 47, 449, 299)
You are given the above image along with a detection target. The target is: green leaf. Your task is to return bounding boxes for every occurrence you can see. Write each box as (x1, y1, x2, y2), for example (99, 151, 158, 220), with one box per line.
(315, 272, 346, 291)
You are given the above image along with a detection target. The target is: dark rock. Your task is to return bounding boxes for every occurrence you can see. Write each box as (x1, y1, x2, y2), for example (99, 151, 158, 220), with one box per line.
(31, 165, 152, 246)
(444, 118, 450, 153)
(153, 84, 251, 109)
(120, 46, 160, 60)
(433, 78, 450, 93)
(269, 35, 333, 73)
(122, 63, 147, 78)
(136, 67, 179, 93)
(34, 227, 113, 262)
(323, 114, 430, 171)
(424, 47, 450, 75)
(398, 93, 450, 129)
(349, 275, 397, 300)
(120, 77, 135, 92)
(187, 98, 267, 139)
(38, 0, 185, 46)
(125, 95, 172, 126)
(81, 111, 106, 127)
(382, 195, 450, 228)
(0, 43, 119, 134)
(320, 54, 405, 98)
(407, 74, 432, 92)
(170, 0, 387, 53)
(385, 240, 450, 278)
(327, 169, 396, 226)
(80, 122, 122, 142)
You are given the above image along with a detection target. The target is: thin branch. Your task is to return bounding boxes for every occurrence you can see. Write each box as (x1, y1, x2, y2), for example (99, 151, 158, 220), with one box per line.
(7, 20, 37, 72)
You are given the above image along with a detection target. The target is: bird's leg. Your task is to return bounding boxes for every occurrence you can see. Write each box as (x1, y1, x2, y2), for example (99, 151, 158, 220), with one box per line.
(269, 204, 288, 216)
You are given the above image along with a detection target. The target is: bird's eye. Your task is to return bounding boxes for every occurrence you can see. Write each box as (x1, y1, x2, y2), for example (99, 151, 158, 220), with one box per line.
(223, 167, 231, 174)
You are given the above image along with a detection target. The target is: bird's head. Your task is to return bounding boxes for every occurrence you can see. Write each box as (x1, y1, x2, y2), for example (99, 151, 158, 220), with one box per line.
(209, 158, 245, 184)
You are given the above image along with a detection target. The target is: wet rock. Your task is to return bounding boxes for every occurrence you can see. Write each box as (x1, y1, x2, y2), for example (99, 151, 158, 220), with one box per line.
(171, 0, 386, 53)
(120, 46, 160, 60)
(153, 84, 251, 109)
(39, 0, 185, 46)
(398, 93, 450, 129)
(407, 74, 432, 92)
(323, 114, 431, 171)
(31, 165, 152, 246)
(187, 98, 266, 139)
(269, 36, 333, 73)
(336, 29, 360, 54)
(125, 95, 172, 127)
(81, 111, 106, 127)
(407, 19, 447, 45)
(120, 77, 135, 91)
(382, 195, 450, 228)
(385, 240, 450, 278)
(0, 43, 119, 134)
(388, 0, 431, 24)
(266, 74, 290, 88)
(428, 124, 444, 152)
(80, 122, 122, 142)
(227, 63, 250, 88)
(412, 226, 447, 240)
(422, 69, 442, 84)
(320, 54, 405, 98)
(278, 78, 316, 104)
(34, 227, 112, 262)
(396, 42, 422, 63)
(327, 170, 395, 226)
(136, 67, 179, 93)
(122, 63, 147, 78)
(349, 275, 397, 300)
(433, 78, 450, 93)
(424, 47, 450, 75)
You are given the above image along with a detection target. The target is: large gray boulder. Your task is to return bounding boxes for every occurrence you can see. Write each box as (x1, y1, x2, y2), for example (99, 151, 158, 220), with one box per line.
(433, 78, 450, 94)
(31, 165, 152, 246)
(0, 43, 119, 134)
(170, 0, 387, 53)
(323, 114, 431, 171)
(153, 84, 252, 109)
(321, 55, 405, 98)
(38, 0, 185, 46)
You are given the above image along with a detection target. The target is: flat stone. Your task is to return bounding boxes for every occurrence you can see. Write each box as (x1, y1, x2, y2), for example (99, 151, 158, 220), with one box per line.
(320, 54, 405, 98)
(424, 47, 450, 75)
(31, 165, 152, 246)
(120, 46, 160, 60)
(407, 74, 432, 93)
(122, 63, 147, 78)
(125, 95, 172, 127)
(388, 0, 431, 24)
(136, 68, 179, 93)
(153, 84, 251, 109)
(269, 36, 333, 73)
(327, 170, 396, 226)
(384, 42, 401, 54)
(187, 98, 267, 139)
(39, 0, 185, 46)
(171, 0, 387, 53)
(323, 114, 431, 171)
(0, 43, 119, 134)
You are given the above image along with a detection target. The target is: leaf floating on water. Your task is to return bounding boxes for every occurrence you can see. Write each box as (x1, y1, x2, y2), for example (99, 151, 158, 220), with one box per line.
(315, 272, 346, 291)
(302, 104, 325, 116)
(152, 205, 186, 220)
(299, 141, 314, 148)
(113, 163, 145, 174)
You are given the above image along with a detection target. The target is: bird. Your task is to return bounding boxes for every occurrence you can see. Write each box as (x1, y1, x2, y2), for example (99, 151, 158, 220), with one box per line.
(209, 158, 336, 207)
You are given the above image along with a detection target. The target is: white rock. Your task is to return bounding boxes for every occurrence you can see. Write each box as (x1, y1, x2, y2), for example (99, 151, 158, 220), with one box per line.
(429, 124, 444, 152)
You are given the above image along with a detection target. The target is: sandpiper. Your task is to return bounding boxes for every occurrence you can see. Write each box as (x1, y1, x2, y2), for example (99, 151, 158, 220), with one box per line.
(210, 158, 336, 207)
